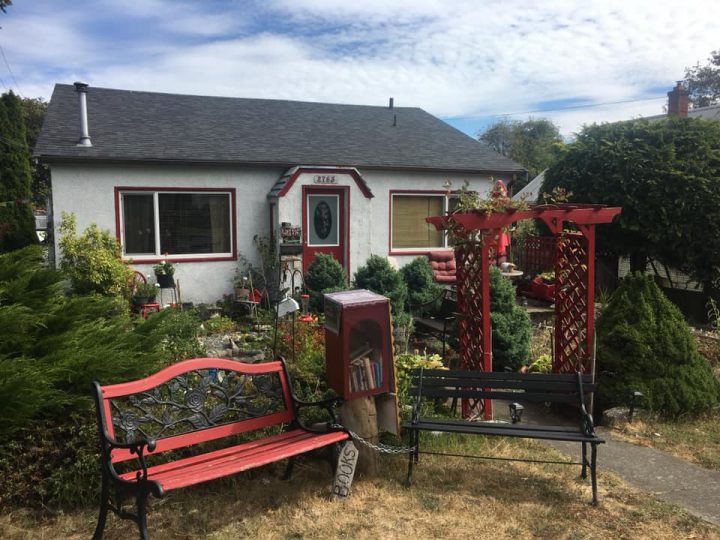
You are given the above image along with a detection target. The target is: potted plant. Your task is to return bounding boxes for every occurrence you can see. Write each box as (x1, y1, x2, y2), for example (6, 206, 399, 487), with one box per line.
(153, 258, 175, 288)
(133, 282, 158, 305)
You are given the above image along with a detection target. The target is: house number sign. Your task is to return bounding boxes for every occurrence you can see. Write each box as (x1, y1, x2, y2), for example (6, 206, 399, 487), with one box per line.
(313, 174, 338, 184)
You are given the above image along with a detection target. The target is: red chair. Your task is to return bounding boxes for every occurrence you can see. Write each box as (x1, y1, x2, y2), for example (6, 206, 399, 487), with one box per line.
(130, 270, 160, 319)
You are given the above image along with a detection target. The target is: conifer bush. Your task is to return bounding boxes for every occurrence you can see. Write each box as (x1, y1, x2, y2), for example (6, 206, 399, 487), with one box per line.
(304, 253, 348, 312)
(489, 266, 531, 371)
(400, 256, 442, 312)
(0, 246, 206, 507)
(597, 274, 720, 417)
(353, 255, 407, 314)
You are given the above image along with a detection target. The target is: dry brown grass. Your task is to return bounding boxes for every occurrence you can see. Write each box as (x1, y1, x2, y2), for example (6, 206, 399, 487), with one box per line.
(1, 436, 717, 540)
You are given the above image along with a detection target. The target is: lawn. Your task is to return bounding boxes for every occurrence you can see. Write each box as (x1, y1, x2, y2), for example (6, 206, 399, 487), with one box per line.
(2, 435, 717, 539)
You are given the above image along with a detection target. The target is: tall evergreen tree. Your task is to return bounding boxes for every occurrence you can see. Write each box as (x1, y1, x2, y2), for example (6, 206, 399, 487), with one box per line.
(0, 91, 36, 251)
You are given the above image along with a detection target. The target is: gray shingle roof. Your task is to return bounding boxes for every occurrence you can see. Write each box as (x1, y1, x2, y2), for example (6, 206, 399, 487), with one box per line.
(35, 84, 524, 173)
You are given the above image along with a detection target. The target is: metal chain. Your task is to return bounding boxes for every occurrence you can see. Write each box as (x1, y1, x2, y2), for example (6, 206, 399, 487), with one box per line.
(331, 425, 416, 454)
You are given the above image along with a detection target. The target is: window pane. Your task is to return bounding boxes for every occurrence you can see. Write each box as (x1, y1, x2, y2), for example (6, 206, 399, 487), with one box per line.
(392, 195, 443, 249)
(123, 194, 156, 255)
(307, 195, 338, 246)
(159, 193, 230, 255)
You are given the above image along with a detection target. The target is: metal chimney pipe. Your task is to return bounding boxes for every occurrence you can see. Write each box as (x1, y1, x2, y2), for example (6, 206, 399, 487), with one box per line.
(74, 81, 92, 147)
(389, 97, 394, 109)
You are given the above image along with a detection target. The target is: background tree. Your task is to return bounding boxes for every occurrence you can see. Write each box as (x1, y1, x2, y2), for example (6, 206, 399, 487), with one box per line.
(0, 91, 36, 251)
(541, 117, 720, 292)
(20, 97, 50, 202)
(0, 1, 11, 14)
(479, 117, 564, 190)
(683, 49, 720, 108)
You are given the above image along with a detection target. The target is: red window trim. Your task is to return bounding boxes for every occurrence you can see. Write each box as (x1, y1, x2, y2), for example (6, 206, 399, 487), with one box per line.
(114, 186, 237, 263)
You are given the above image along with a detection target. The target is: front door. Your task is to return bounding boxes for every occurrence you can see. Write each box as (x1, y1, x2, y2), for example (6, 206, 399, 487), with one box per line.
(302, 186, 348, 273)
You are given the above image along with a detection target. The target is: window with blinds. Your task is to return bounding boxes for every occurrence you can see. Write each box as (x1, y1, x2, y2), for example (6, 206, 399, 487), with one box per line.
(391, 195, 444, 249)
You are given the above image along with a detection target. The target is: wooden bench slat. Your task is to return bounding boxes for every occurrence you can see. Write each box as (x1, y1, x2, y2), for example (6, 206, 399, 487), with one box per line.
(410, 417, 586, 434)
(415, 368, 593, 383)
(409, 387, 581, 403)
(410, 377, 596, 392)
(405, 420, 604, 443)
(120, 429, 349, 491)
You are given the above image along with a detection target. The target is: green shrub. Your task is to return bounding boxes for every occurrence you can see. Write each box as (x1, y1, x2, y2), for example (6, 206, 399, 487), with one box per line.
(597, 274, 720, 417)
(0, 247, 208, 508)
(353, 255, 407, 314)
(58, 212, 134, 297)
(395, 352, 447, 416)
(400, 257, 442, 312)
(0, 414, 100, 509)
(304, 253, 348, 312)
(489, 266, 531, 371)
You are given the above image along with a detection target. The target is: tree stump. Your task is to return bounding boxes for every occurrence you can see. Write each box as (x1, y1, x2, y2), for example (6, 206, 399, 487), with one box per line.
(340, 396, 378, 475)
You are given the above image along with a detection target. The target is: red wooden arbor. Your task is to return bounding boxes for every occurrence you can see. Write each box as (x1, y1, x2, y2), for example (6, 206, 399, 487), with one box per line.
(427, 204, 621, 418)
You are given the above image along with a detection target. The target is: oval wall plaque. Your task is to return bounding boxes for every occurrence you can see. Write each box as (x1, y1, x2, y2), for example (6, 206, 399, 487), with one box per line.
(314, 201, 332, 240)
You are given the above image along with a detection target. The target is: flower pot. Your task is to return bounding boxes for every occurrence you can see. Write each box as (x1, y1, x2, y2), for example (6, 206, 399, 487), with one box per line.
(156, 274, 175, 288)
(132, 295, 150, 305)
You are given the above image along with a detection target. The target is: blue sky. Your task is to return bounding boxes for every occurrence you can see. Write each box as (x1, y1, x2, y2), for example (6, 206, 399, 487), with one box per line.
(0, 0, 717, 137)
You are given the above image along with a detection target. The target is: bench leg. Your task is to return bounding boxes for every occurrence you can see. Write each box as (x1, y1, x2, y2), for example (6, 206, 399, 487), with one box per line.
(405, 430, 418, 487)
(581, 442, 587, 479)
(92, 473, 110, 540)
(136, 492, 150, 540)
(590, 443, 599, 506)
(282, 456, 296, 480)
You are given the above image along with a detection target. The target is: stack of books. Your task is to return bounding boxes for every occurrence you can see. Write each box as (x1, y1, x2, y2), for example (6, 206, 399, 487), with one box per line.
(348, 346, 382, 393)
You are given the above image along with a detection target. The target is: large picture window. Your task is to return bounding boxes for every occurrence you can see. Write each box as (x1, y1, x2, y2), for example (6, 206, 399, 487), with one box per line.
(119, 189, 234, 259)
(390, 193, 456, 251)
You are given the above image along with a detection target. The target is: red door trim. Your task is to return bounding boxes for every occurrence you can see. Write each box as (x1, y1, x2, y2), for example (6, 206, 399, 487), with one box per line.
(302, 185, 350, 275)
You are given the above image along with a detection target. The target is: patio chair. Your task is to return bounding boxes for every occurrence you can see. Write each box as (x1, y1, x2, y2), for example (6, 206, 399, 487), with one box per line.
(411, 288, 458, 357)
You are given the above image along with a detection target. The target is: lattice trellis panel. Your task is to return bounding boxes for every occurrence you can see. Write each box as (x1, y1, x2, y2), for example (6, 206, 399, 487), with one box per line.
(520, 235, 556, 275)
(455, 239, 493, 418)
(554, 232, 591, 373)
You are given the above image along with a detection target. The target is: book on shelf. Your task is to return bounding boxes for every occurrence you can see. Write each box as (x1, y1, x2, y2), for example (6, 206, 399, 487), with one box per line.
(348, 352, 382, 393)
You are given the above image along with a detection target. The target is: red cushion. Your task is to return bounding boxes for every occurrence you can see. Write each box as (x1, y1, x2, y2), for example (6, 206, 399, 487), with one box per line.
(428, 251, 456, 283)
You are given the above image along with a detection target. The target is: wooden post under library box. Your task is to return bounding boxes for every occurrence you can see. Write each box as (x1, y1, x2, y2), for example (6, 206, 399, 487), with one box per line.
(324, 290, 399, 474)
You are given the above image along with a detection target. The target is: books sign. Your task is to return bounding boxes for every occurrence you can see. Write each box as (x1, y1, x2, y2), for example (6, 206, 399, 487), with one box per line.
(331, 440, 358, 500)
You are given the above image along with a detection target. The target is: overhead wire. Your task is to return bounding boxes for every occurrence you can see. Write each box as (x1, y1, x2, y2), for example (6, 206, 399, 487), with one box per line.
(0, 43, 24, 97)
(484, 95, 667, 118)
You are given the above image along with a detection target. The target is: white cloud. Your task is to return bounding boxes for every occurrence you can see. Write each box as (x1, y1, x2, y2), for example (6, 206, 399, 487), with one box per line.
(1, 0, 718, 135)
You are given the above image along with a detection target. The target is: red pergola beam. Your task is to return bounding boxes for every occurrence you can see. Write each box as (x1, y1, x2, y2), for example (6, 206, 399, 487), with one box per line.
(427, 205, 621, 233)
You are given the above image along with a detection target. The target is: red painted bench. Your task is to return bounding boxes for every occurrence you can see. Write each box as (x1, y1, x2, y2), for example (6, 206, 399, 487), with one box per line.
(92, 357, 348, 540)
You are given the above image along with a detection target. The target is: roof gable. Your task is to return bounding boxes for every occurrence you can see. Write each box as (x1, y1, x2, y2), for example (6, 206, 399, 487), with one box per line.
(35, 84, 524, 173)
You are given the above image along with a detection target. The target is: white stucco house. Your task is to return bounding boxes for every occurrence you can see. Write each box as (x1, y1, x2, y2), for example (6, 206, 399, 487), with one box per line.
(35, 83, 524, 303)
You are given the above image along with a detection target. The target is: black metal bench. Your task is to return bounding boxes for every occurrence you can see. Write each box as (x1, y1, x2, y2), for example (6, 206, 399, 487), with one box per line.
(402, 368, 605, 504)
